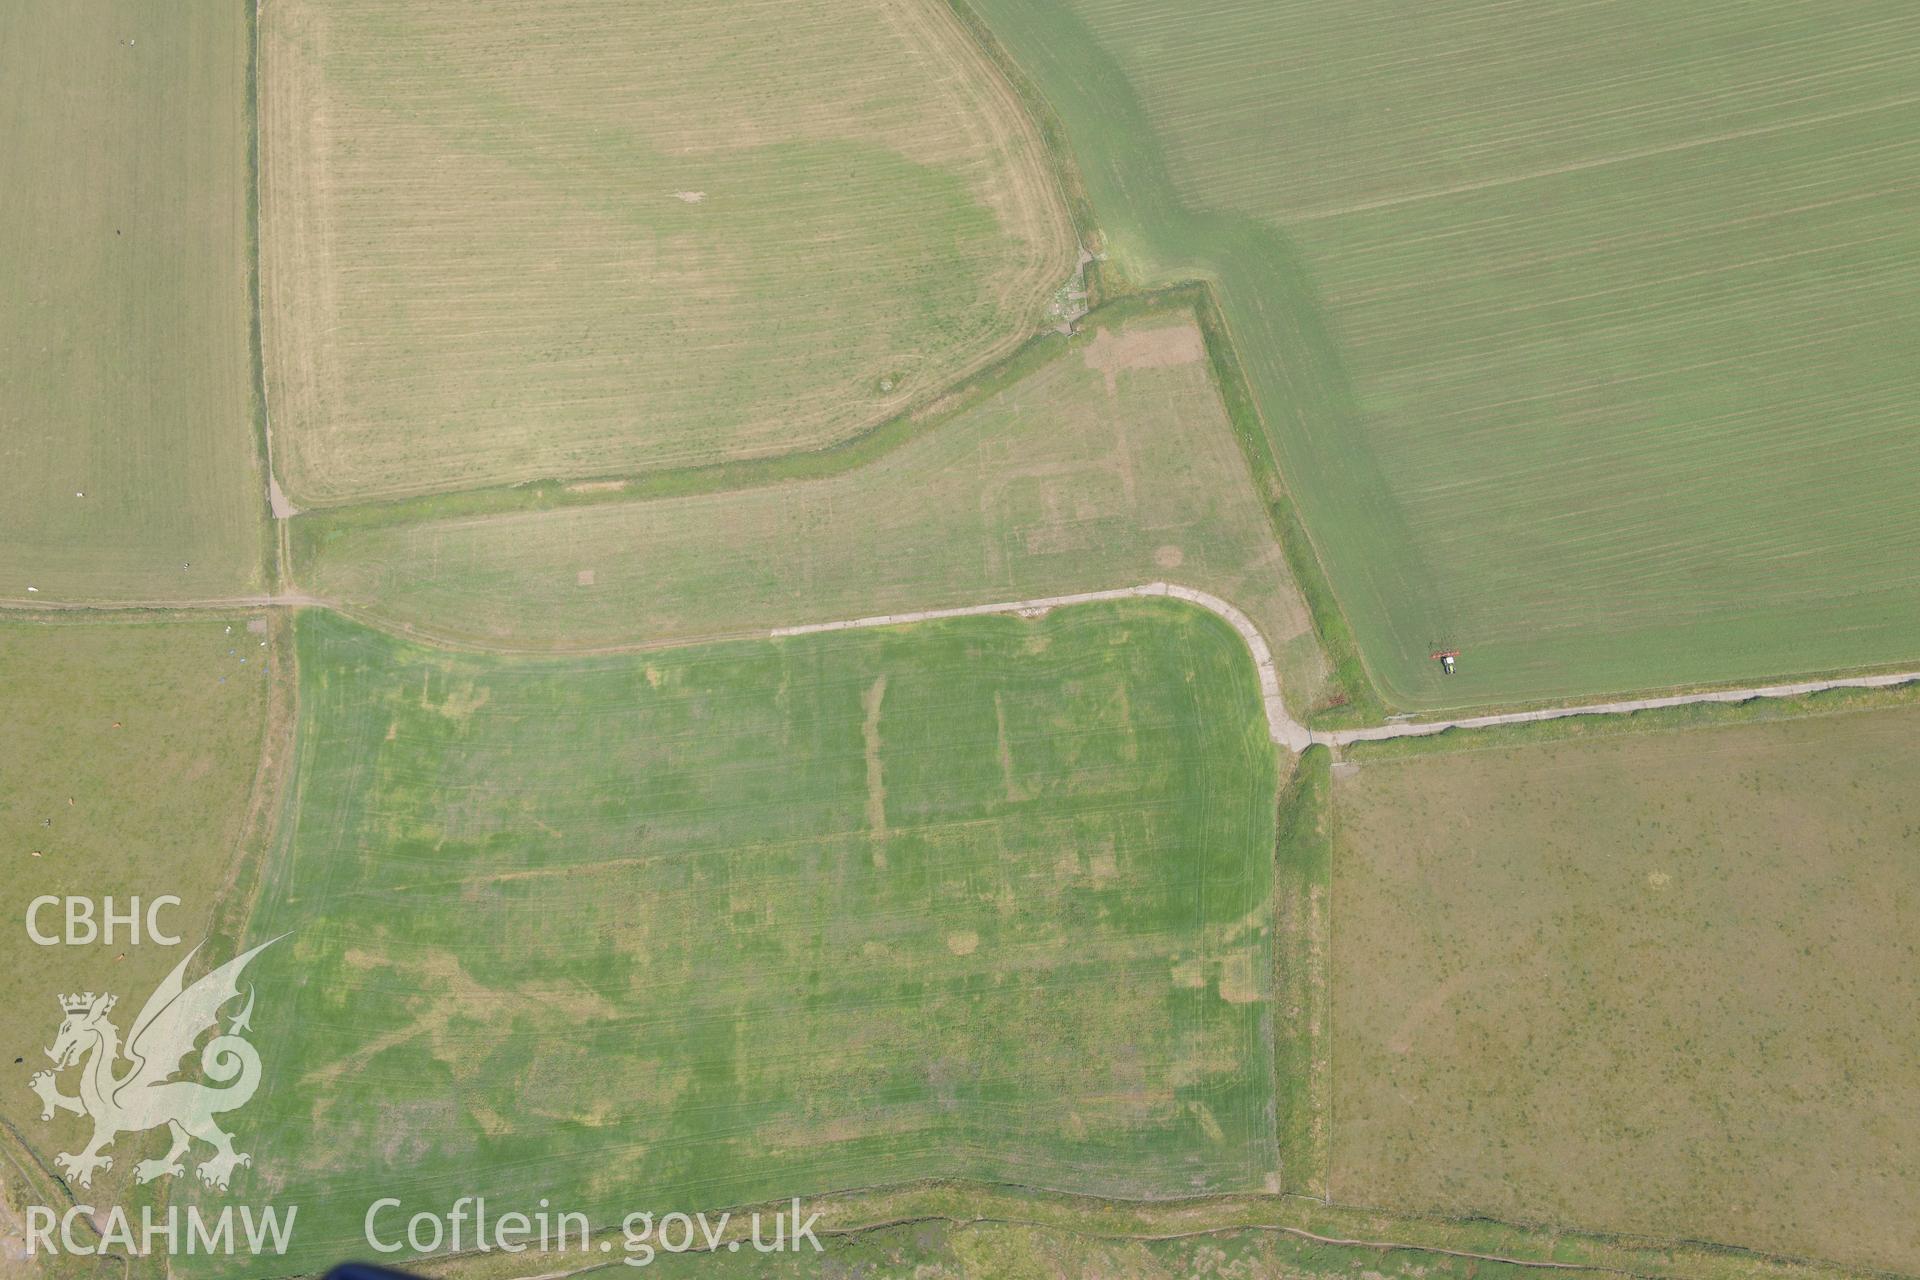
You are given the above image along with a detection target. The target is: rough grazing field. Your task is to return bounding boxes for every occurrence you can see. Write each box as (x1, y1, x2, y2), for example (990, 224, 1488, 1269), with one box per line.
(967, 0, 1920, 709)
(0, 2, 267, 601)
(260, 0, 1074, 504)
(0, 616, 281, 1220)
(294, 314, 1331, 710)
(1332, 707, 1920, 1273)
(217, 601, 1278, 1273)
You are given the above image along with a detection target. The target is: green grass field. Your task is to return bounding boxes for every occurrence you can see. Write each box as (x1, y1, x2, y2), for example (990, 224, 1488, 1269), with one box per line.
(1331, 706, 1920, 1273)
(0, 615, 284, 1219)
(0, 2, 268, 602)
(214, 599, 1278, 1273)
(965, 0, 1920, 709)
(293, 310, 1333, 712)
(259, 0, 1074, 505)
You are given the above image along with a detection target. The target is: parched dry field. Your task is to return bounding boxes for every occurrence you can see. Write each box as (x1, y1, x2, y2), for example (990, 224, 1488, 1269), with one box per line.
(1330, 706, 1920, 1273)
(259, 0, 1074, 505)
(970, 0, 1920, 708)
(0, 1, 267, 602)
(221, 600, 1279, 1273)
(0, 615, 287, 1215)
(293, 311, 1333, 712)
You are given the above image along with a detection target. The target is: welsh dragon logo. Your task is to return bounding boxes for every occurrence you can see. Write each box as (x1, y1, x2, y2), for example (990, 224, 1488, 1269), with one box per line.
(29, 937, 281, 1192)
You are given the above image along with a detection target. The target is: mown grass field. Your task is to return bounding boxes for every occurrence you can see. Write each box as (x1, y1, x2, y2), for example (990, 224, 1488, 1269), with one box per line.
(0, 616, 284, 1223)
(260, 0, 1074, 505)
(0, 2, 267, 601)
(293, 311, 1333, 712)
(966, 0, 1920, 710)
(1331, 706, 1920, 1273)
(218, 600, 1278, 1273)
